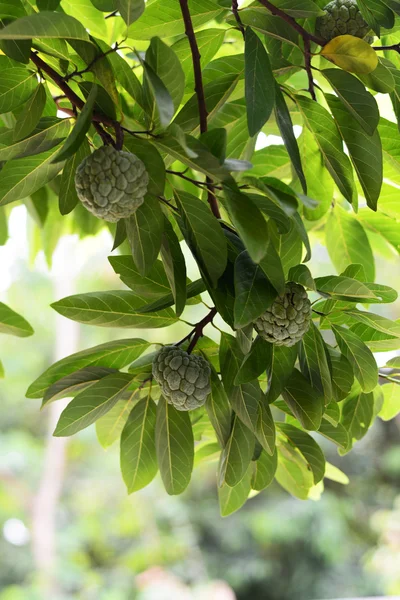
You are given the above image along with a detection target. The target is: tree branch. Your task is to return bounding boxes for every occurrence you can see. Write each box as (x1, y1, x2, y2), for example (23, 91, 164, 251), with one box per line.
(178, 0, 222, 219)
(374, 44, 400, 53)
(303, 38, 316, 101)
(257, 0, 325, 45)
(30, 51, 116, 146)
(232, 0, 245, 38)
(176, 307, 218, 353)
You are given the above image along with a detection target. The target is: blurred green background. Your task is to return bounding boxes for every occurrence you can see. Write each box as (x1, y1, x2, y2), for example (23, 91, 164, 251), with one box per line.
(0, 202, 399, 600)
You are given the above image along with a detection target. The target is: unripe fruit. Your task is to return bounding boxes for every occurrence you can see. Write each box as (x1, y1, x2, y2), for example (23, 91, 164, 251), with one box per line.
(75, 145, 149, 222)
(152, 346, 211, 411)
(254, 282, 312, 347)
(316, 0, 371, 42)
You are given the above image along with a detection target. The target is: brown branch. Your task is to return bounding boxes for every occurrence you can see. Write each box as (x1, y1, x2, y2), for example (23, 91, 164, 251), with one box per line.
(232, 0, 245, 38)
(64, 43, 125, 82)
(374, 44, 400, 53)
(257, 0, 325, 45)
(178, 0, 221, 219)
(166, 169, 223, 190)
(30, 51, 116, 146)
(303, 38, 316, 101)
(176, 308, 218, 353)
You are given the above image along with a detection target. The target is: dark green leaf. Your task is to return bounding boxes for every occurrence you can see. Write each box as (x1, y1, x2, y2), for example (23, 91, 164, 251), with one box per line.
(116, 0, 144, 26)
(59, 138, 90, 215)
(13, 83, 46, 141)
(160, 218, 186, 317)
(218, 415, 254, 487)
(0, 301, 33, 337)
(251, 448, 277, 491)
(206, 366, 232, 448)
(332, 325, 378, 392)
(282, 369, 324, 430)
(235, 336, 273, 385)
(126, 194, 164, 277)
(266, 344, 298, 403)
(0, 68, 36, 113)
(299, 322, 333, 403)
(219, 465, 252, 517)
(278, 423, 325, 483)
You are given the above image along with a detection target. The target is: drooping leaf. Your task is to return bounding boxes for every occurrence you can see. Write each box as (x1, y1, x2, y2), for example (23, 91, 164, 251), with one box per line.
(0, 68, 36, 113)
(244, 27, 275, 136)
(126, 194, 164, 277)
(59, 138, 90, 215)
(282, 369, 324, 430)
(251, 448, 278, 491)
(219, 465, 252, 517)
(332, 325, 378, 393)
(121, 395, 158, 493)
(299, 322, 333, 403)
(235, 336, 273, 385)
(218, 415, 254, 487)
(116, 0, 144, 26)
(53, 372, 134, 436)
(160, 218, 187, 317)
(278, 423, 326, 484)
(205, 366, 232, 448)
(0, 302, 34, 337)
(13, 83, 46, 141)
(341, 385, 375, 451)
(155, 396, 194, 495)
(27, 338, 150, 398)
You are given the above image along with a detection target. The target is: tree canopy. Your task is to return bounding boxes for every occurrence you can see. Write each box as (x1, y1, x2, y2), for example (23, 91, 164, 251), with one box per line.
(1, 0, 400, 515)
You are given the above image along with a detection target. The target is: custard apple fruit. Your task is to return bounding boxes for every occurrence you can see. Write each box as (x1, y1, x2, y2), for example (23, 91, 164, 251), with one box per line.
(254, 282, 312, 347)
(152, 346, 211, 411)
(316, 0, 371, 42)
(75, 145, 149, 222)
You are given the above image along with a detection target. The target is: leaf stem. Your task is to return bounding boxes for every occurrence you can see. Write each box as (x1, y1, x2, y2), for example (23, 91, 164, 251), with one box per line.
(232, 0, 245, 38)
(256, 0, 325, 45)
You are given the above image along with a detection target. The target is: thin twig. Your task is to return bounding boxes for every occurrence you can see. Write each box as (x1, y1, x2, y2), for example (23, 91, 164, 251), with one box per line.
(30, 51, 117, 146)
(232, 0, 245, 38)
(166, 169, 223, 190)
(158, 196, 180, 214)
(64, 43, 126, 82)
(257, 0, 325, 45)
(178, 0, 222, 219)
(105, 9, 119, 19)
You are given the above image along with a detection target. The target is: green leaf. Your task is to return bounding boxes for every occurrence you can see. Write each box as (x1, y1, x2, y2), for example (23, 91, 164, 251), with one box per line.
(13, 83, 46, 141)
(205, 366, 232, 448)
(142, 59, 175, 127)
(218, 415, 254, 487)
(127, 0, 222, 39)
(27, 338, 149, 399)
(136, 279, 204, 314)
(332, 325, 378, 392)
(160, 218, 186, 317)
(53, 372, 134, 437)
(326, 94, 382, 210)
(53, 84, 97, 163)
(172, 29, 225, 88)
(223, 187, 269, 263)
(121, 395, 158, 493)
(379, 382, 400, 421)
(322, 69, 379, 135)
(278, 423, 325, 484)
(51, 290, 178, 329)
(259, 239, 286, 295)
(255, 399, 276, 456)
(251, 448, 277, 491)
(317, 420, 349, 449)
(124, 136, 165, 198)
(219, 332, 244, 396)
(96, 395, 138, 449)
(282, 369, 324, 430)
(0, 0, 27, 19)
(315, 275, 377, 300)
(0, 117, 70, 162)
(344, 310, 400, 338)
(244, 27, 275, 136)
(327, 347, 354, 402)
(59, 138, 90, 215)
(219, 465, 252, 517)
(0, 68, 36, 113)
(0, 301, 33, 337)
(235, 336, 273, 385)
(0, 143, 65, 207)
(109, 255, 170, 299)
(174, 189, 227, 286)
(234, 250, 277, 328)
(275, 440, 314, 499)
(155, 396, 194, 495)
(299, 322, 333, 403)
(230, 379, 260, 433)
(298, 127, 334, 221)
(116, 0, 144, 26)
(0, 11, 92, 41)
(145, 36, 185, 114)
(96, 39, 143, 107)
(295, 94, 355, 203)
(274, 81, 306, 193)
(266, 344, 298, 402)
(357, 208, 400, 253)
(43, 366, 117, 407)
(358, 57, 395, 94)
(288, 264, 315, 290)
(174, 74, 240, 134)
(321, 35, 378, 74)
(341, 385, 374, 450)
(325, 207, 375, 282)
(126, 194, 164, 277)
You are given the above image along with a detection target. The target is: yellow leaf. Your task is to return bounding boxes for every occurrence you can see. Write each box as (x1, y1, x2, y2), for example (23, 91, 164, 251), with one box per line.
(321, 35, 378, 74)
